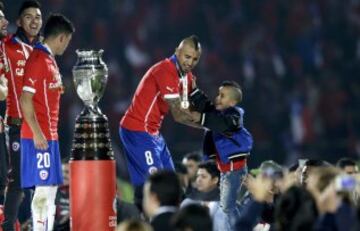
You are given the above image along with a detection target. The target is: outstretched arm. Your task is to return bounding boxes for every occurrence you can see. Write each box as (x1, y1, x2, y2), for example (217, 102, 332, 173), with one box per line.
(190, 88, 241, 133)
(165, 97, 203, 128)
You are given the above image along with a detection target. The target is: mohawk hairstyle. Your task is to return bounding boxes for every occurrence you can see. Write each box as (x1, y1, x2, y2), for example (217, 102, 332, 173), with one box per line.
(189, 35, 200, 51)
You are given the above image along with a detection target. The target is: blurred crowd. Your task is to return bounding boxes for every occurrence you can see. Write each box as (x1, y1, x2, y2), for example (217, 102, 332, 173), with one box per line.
(14, 154, 360, 231)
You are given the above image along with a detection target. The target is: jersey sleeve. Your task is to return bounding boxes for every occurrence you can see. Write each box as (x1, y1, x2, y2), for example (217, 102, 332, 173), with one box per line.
(22, 55, 43, 94)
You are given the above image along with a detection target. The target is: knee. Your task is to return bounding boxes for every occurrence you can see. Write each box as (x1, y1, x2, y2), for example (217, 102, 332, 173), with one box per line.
(32, 190, 48, 210)
(220, 196, 236, 214)
(220, 202, 231, 214)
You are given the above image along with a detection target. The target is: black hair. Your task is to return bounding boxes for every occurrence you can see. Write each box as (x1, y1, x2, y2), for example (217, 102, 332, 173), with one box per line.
(221, 80, 241, 89)
(43, 13, 74, 39)
(148, 170, 182, 206)
(174, 162, 188, 175)
(18, 0, 41, 16)
(304, 159, 329, 167)
(171, 204, 213, 231)
(198, 160, 219, 180)
(336, 158, 357, 169)
(181, 35, 201, 51)
(189, 35, 200, 51)
(275, 186, 318, 231)
(0, 2, 4, 11)
(288, 163, 299, 172)
(183, 151, 202, 163)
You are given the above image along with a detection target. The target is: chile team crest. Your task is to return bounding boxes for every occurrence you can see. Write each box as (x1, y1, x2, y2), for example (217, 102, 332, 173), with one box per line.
(39, 169, 49, 180)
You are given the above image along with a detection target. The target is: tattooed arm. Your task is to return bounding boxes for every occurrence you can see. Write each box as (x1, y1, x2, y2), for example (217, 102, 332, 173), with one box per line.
(165, 97, 203, 129)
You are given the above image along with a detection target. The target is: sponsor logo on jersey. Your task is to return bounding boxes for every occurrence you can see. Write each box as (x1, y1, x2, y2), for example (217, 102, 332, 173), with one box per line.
(16, 49, 24, 55)
(49, 81, 63, 90)
(28, 78, 37, 85)
(49, 71, 63, 90)
(166, 86, 175, 92)
(15, 68, 24, 76)
(17, 60, 26, 67)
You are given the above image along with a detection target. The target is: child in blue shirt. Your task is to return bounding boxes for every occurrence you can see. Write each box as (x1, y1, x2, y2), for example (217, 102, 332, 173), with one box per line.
(190, 80, 253, 230)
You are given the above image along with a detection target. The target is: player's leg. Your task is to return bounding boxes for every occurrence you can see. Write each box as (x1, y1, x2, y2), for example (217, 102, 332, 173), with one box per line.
(20, 138, 45, 230)
(219, 166, 247, 230)
(119, 127, 164, 210)
(43, 141, 62, 231)
(31, 185, 57, 231)
(46, 185, 57, 231)
(21, 139, 62, 231)
(31, 186, 48, 231)
(119, 128, 166, 184)
(3, 125, 23, 231)
(0, 119, 8, 225)
(158, 135, 175, 171)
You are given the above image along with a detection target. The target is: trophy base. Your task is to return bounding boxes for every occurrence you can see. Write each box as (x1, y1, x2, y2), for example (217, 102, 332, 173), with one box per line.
(70, 106, 114, 160)
(70, 160, 117, 230)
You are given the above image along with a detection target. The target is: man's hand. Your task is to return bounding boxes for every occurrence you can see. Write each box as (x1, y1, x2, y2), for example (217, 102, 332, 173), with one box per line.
(189, 88, 211, 112)
(245, 174, 274, 203)
(0, 75, 8, 85)
(318, 183, 341, 214)
(190, 111, 201, 123)
(33, 131, 48, 150)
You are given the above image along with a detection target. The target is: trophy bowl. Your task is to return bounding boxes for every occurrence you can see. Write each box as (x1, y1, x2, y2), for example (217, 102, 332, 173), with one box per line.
(73, 49, 108, 114)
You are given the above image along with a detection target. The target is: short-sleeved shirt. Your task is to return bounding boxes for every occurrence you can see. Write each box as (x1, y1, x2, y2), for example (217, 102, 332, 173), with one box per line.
(120, 56, 194, 135)
(3, 36, 32, 119)
(21, 43, 63, 140)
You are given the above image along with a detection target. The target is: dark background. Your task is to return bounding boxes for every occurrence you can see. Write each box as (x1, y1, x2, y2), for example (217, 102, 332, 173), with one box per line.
(2, 0, 360, 179)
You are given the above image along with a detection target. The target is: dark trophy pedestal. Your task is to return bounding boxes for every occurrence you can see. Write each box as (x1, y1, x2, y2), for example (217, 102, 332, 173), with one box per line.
(71, 107, 113, 160)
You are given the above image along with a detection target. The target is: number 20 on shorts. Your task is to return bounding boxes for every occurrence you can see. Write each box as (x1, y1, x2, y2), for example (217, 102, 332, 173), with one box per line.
(37, 152, 51, 168)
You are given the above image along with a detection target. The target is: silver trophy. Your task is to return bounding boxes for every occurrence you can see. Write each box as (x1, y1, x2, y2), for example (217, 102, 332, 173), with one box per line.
(73, 49, 108, 114)
(71, 49, 114, 160)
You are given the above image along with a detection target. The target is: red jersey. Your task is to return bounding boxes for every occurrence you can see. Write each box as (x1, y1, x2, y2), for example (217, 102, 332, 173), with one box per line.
(2, 36, 32, 119)
(120, 57, 194, 135)
(21, 44, 63, 140)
